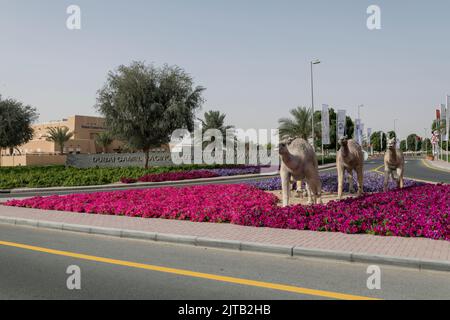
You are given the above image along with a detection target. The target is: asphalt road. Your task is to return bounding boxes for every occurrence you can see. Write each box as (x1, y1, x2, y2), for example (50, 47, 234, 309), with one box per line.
(0, 224, 449, 300)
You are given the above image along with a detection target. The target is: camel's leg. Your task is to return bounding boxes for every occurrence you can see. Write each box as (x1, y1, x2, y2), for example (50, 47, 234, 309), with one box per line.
(337, 166, 345, 200)
(348, 169, 355, 194)
(312, 180, 323, 204)
(383, 168, 390, 192)
(281, 170, 291, 207)
(306, 183, 314, 205)
(397, 168, 404, 189)
(356, 166, 363, 197)
(295, 180, 304, 198)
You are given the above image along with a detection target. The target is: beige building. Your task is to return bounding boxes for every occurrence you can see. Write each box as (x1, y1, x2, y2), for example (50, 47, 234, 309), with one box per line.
(2, 115, 123, 156)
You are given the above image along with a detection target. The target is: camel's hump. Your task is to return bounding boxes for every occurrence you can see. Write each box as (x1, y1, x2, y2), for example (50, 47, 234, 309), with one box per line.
(347, 139, 363, 151)
(287, 138, 315, 154)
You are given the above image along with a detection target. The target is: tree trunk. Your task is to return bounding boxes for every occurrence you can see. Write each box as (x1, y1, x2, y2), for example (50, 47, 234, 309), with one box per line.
(60, 143, 64, 155)
(144, 149, 150, 169)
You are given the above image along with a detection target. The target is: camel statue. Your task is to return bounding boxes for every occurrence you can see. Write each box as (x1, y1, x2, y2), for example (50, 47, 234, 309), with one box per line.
(279, 138, 322, 207)
(336, 136, 364, 199)
(383, 137, 405, 191)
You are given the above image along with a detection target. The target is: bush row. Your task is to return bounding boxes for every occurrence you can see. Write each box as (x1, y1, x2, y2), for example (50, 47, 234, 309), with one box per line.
(0, 164, 244, 189)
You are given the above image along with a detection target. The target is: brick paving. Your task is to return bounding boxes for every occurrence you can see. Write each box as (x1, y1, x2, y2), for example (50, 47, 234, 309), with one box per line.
(0, 205, 449, 263)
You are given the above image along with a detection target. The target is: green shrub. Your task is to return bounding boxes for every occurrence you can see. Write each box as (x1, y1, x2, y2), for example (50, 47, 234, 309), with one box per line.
(0, 164, 247, 189)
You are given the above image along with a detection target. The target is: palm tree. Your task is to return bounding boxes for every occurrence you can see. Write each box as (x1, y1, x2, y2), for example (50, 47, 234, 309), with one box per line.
(200, 111, 234, 135)
(199, 110, 234, 148)
(46, 127, 73, 155)
(95, 132, 113, 153)
(278, 107, 314, 140)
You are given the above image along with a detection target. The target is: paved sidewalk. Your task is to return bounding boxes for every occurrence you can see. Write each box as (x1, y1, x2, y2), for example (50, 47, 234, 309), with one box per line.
(0, 205, 449, 272)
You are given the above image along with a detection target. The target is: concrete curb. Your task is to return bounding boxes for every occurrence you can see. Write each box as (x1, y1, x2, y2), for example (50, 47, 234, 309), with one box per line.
(0, 215, 448, 273)
(423, 159, 450, 173)
(3, 163, 338, 195)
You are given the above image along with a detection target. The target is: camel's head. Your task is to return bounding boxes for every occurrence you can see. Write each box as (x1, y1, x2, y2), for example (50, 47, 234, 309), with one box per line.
(338, 136, 348, 147)
(279, 137, 295, 155)
(387, 138, 396, 149)
(278, 142, 289, 155)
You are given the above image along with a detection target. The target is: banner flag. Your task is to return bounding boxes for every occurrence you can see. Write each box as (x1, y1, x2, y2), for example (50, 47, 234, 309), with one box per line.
(321, 104, 330, 145)
(360, 123, 365, 145)
(367, 128, 372, 146)
(337, 110, 346, 139)
(441, 104, 448, 142)
(447, 95, 450, 141)
(355, 118, 361, 145)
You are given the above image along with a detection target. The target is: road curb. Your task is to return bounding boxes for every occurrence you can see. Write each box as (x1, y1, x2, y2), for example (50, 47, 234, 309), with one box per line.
(0, 215, 448, 272)
(422, 159, 450, 174)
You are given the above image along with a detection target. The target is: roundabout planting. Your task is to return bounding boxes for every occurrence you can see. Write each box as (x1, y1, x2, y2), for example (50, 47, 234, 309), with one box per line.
(4, 176, 449, 242)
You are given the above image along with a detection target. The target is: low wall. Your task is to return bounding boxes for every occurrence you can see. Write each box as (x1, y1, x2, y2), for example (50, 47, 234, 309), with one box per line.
(0, 154, 67, 167)
(66, 152, 267, 168)
(67, 152, 186, 168)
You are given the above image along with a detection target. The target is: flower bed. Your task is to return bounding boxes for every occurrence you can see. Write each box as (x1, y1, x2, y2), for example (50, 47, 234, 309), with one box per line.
(236, 184, 449, 241)
(4, 183, 449, 241)
(122, 170, 220, 184)
(247, 171, 425, 193)
(4, 185, 279, 223)
(207, 166, 262, 177)
(121, 166, 264, 184)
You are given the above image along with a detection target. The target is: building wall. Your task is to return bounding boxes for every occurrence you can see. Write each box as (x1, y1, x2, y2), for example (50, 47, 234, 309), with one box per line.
(0, 155, 66, 167)
(11, 115, 124, 155)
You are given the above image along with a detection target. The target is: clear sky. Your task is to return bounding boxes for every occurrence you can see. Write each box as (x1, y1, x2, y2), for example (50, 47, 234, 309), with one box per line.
(1, 0, 449, 140)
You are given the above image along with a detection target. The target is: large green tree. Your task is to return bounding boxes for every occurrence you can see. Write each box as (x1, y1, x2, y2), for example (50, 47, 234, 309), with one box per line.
(406, 133, 422, 151)
(370, 131, 387, 152)
(387, 131, 396, 140)
(0, 96, 38, 155)
(312, 108, 354, 150)
(96, 62, 205, 168)
(400, 140, 407, 152)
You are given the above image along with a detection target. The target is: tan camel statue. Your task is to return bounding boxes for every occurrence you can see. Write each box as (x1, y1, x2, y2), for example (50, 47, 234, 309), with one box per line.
(279, 138, 322, 207)
(336, 136, 364, 199)
(384, 137, 405, 191)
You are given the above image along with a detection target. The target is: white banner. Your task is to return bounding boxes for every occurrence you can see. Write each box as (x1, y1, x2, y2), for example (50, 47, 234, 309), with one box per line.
(367, 128, 372, 146)
(442, 104, 448, 141)
(355, 119, 361, 145)
(446, 96, 450, 142)
(337, 110, 346, 139)
(321, 104, 330, 145)
(360, 123, 365, 144)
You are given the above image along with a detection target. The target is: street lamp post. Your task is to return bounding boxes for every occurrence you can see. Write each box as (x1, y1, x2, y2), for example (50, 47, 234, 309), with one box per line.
(357, 104, 364, 146)
(393, 119, 398, 138)
(310, 59, 321, 150)
(358, 104, 364, 120)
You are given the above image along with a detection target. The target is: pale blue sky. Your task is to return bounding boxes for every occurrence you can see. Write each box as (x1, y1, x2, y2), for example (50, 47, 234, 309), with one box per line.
(1, 0, 449, 140)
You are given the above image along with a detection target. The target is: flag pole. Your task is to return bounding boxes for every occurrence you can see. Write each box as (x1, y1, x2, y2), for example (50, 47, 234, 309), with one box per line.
(445, 95, 450, 162)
